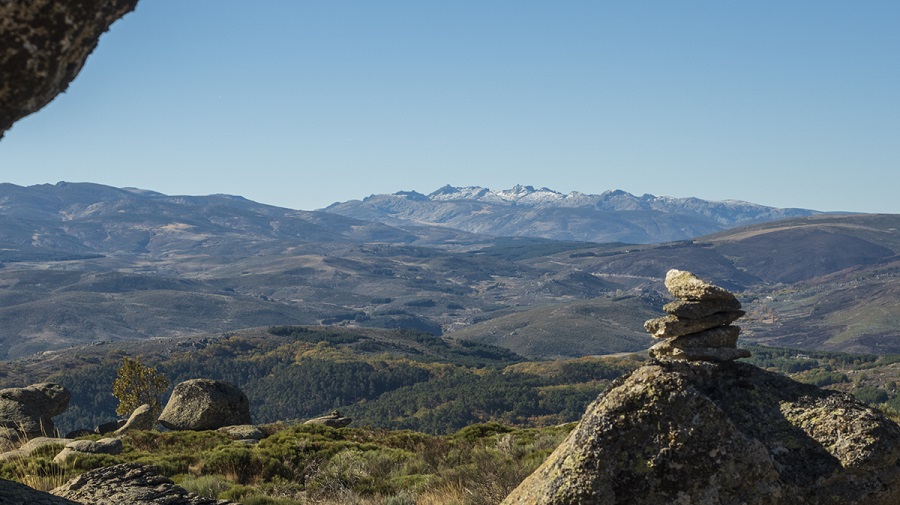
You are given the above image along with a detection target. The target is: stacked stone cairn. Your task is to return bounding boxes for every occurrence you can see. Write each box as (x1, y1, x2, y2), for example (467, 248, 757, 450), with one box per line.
(645, 269, 751, 362)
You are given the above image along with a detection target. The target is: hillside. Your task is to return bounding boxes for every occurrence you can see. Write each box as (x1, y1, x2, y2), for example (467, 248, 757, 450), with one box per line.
(0, 329, 898, 504)
(0, 183, 898, 359)
(0, 326, 640, 436)
(324, 185, 820, 244)
(515, 214, 900, 354)
(447, 296, 660, 358)
(1, 324, 897, 438)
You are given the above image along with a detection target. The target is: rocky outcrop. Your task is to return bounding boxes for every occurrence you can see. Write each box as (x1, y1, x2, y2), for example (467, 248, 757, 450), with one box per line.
(0, 436, 70, 462)
(504, 269, 900, 504)
(158, 379, 252, 431)
(53, 437, 123, 464)
(645, 269, 750, 362)
(115, 404, 155, 434)
(0, 478, 79, 505)
(503, 359, 900, 505)
(0, 0, 140, 138)
(304, 410, 352, 428)
(52, 463, 233, 504)
(0, 383, 70, 438)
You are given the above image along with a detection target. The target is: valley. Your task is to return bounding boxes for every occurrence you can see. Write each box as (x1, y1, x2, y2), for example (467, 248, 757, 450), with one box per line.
(0, 182, 898, 360)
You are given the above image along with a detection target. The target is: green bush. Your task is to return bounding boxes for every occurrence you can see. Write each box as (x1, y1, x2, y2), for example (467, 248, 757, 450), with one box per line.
(794, 368, 848, 387)
(176, 474, 232, 499)
(202, 444, 289, 484)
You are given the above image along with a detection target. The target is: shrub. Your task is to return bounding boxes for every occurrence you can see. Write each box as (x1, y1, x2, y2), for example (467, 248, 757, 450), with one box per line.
(112, 357, 169, 418)
(306, 447, 416, 497)
(176, 474, 232, 499)
(404, 299, 437, 308)
(202, 445, 288, 484)
(450, 423, 513, 443)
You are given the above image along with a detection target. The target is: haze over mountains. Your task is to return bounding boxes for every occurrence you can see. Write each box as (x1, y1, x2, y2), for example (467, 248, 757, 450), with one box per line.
(0, 182, 897, 360)
(324, 184, 821, 243)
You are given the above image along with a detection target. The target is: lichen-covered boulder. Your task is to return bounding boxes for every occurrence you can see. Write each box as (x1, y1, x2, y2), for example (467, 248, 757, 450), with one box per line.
(115, 404, 156, 434)
(0, 383, 70, 438)
(52, 463, 233, 504)
(0, 0, 140, 138)
(503, 360, 900, 505)
(158, 379, 251, 431)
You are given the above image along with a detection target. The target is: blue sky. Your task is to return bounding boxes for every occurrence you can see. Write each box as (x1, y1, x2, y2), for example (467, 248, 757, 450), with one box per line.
(1, 1, 898, 213)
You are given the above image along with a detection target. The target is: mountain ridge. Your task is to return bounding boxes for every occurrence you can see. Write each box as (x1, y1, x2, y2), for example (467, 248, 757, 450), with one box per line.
(324, 184, 822, 243)
(0, 182, 897, 360)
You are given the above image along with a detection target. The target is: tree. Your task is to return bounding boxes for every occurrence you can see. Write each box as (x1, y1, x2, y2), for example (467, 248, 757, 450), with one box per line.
(111, 357, 170, 418)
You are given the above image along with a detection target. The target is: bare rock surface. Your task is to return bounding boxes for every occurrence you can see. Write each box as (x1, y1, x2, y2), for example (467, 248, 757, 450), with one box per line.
(663, 269, 738, 302)
(52, 463, 233, 504)
(115, 404, 156, 434)
(54, 437, 123, 464)
(503, 360, 900, 505)
(663, 298, 742, 319)
(158, 379, 251, 431)
(304, 410, 352, 428)
(644, 310, 744, 339)
(0, 382, 70, 438)
(0, 477, 79, 504)
(0, 0, 139, 138)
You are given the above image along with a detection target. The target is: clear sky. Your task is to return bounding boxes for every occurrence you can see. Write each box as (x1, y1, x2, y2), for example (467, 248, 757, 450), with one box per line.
(1, 1, 898, 213)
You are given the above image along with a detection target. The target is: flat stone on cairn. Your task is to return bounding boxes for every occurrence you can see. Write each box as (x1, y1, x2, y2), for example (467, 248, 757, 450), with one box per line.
(645, 269, 751, 362)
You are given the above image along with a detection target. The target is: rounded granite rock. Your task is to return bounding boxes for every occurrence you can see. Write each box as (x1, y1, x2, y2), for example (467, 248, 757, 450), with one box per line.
(503, 361, 900, 505)
(115, 404, 156, 434)
(158, 379, 251, 431)
(0, 382, 70, 437)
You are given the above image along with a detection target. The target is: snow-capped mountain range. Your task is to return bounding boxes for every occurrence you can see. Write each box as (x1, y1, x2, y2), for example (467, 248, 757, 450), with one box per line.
(324, 185, 821, 244)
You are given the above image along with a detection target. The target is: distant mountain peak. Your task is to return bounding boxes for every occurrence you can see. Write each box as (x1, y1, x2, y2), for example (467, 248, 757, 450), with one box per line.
(324, 185, 823, 244)
(426, 185, 583, 206)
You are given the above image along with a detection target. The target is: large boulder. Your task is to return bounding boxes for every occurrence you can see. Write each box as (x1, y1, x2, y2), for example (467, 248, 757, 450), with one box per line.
(52, 463, 233, 504)
(0, 0, 140, 138)
(0, 383, 70, 438)
(158, 379, 251, 431)
(503, 360, 900, 505)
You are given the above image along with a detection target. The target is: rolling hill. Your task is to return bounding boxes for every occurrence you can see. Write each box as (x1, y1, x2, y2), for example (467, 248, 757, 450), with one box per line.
(0, 182, 897, 359)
